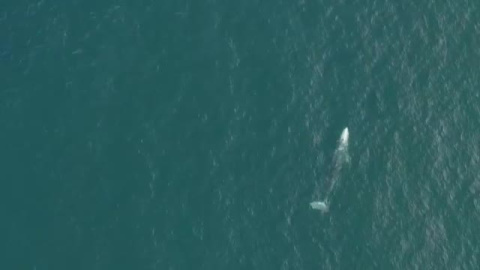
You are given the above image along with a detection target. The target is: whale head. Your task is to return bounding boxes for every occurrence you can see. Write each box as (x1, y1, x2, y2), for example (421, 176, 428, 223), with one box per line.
(340, 127, 349, 145)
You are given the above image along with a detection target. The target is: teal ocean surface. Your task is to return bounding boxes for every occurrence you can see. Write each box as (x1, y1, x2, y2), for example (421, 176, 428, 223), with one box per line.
(2, 0, 480, 269)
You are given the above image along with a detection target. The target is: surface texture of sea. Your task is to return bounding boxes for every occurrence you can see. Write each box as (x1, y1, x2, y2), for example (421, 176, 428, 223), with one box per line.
(2, 0, 480, 269)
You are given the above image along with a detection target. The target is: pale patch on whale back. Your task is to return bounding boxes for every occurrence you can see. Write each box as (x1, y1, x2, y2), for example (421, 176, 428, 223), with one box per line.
(310, 201, 329, 213)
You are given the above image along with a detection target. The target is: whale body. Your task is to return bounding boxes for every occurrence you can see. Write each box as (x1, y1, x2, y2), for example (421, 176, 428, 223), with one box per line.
(310, 127, 349, 213)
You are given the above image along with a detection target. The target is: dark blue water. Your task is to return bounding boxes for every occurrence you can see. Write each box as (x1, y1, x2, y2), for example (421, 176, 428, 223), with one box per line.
(2, 0, 480, 269)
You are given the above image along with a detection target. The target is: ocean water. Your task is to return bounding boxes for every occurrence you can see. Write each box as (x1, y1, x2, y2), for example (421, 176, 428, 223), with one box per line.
(2, 0, 480, 269)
